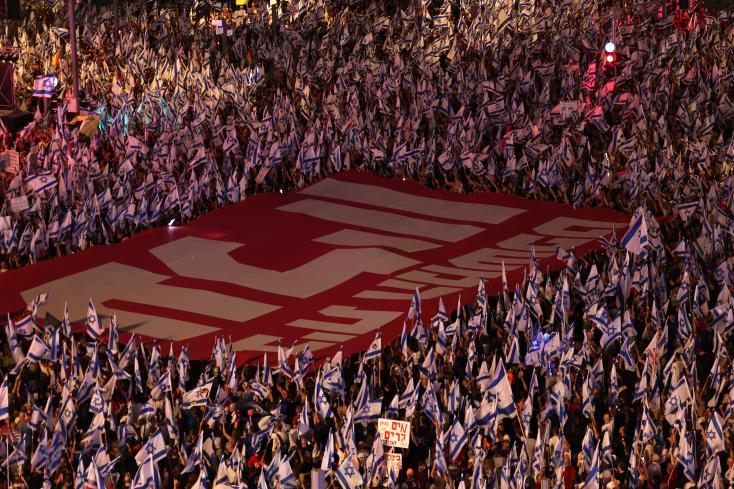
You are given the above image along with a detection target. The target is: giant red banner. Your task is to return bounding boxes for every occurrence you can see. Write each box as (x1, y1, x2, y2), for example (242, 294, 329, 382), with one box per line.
(0, 172, 629, 361)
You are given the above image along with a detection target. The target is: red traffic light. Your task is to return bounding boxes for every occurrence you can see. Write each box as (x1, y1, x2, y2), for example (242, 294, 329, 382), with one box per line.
(606, 54, 614, 63)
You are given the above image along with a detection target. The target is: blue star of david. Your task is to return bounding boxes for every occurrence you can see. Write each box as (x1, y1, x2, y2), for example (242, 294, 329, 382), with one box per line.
(450, 434, 458, 443)
(344, 465, 355, 477)
(319, 395, 328, 406)
(88, 315, 96, 325)
(64, 408, 73, 419)
(44, 78, 54, 89)
(146, 444, 155, 454)
(669, 397, 679, 408)
(39, 176, 48, 183)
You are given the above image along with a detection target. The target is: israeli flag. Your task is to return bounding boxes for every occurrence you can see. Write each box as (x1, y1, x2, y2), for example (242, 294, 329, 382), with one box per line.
(600, 314, 622, 350)
(354, 398, 382, 425)
(277, 456, 297, 489)
(313, 379, 333, 419)
(134, 429, 168, 465)
(0, 376, 8, 421)
(621, 207, 649, 256)
(487, 359, 517, 419)
(677, 202, 698, 222)
(678, 427, 696, 482)
(365, 435, 385, 485)
(583, 441, 600, 489)
(641, 401, 657, 444)
(86, 299, 104, 339)
(297, 401, 310, 436)
(699, 454, 721, 488)
(138, 400, 156, 420)
(85, 460, 106, 489)
(364, 331, 382, 361)
(448, 419, 467, 461)
(335, 456, 363, 489)
(33, 75, 57, 98)
(618, 336, 635, 371)
(431, 297, 449, 328)
(150, 371, 172, 400)
(26, 334, 49, 362)
(182, 382, 212, 409)
(191, 468, 208, 489)
(705, 411, 725, 458)
(277, 343, 293, 379)
(25, 172, 58, 193)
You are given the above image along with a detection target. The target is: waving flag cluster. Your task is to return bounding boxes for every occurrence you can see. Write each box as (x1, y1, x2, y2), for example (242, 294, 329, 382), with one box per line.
(0, 0, 732, 486)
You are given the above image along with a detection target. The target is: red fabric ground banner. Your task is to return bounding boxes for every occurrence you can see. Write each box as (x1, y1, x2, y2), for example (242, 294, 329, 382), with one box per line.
(0, 172, 629, 361)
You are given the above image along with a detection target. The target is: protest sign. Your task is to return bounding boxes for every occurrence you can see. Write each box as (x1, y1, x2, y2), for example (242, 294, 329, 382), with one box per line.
(386, 453, 402, 475)
(378, 419, 410, 449)
(10, 195, 29, 213)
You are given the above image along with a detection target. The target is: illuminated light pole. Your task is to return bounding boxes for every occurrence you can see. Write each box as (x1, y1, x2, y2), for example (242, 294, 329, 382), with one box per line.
(222, 5, 228, 60)
(66, 0, 80, 113)
(114, 0, 119, 46)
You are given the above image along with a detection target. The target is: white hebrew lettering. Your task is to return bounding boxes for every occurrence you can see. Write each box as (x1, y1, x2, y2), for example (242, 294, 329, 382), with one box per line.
(151, 236, 419, 298)
(21, 262, 279, 340)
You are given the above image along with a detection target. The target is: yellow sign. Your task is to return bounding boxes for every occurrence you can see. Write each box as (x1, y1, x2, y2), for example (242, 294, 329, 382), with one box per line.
(236, 0, 246, 5)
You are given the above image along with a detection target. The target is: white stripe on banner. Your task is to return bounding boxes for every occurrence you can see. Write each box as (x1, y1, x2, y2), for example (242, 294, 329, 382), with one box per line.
(314, 229, 440, 252)
(302, 178, 525, 224)
(279, 199, 484, 242)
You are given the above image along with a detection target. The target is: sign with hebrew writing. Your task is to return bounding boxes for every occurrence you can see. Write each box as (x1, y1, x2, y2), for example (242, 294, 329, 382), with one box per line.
(0, 171, 628, 361)
(386, 453, 402, 474)
(378, 419, 411, 448)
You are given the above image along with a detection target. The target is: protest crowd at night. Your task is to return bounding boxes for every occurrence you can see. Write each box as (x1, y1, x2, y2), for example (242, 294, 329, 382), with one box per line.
(0, 0, 734, 488)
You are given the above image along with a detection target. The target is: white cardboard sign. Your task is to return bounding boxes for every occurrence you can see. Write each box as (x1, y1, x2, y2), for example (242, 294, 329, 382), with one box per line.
(378, 419, 410, 448)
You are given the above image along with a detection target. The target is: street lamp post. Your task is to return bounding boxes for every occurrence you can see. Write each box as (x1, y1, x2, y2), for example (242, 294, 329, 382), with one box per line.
(114, 0, 119, 46)
(222, 12, 228, 60)
(66, 0, 80, 113)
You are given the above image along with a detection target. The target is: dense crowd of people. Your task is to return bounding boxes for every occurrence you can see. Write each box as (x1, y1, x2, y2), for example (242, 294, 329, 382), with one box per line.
(0, 0, 733, 488)
(0, 0, 731, 269)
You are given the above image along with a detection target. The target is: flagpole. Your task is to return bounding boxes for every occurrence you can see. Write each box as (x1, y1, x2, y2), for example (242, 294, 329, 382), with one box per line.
(691, 312, 698, 477)
(514, 406, 527, 441)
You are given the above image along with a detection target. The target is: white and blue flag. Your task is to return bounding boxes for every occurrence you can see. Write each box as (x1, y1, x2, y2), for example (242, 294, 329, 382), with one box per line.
(335, 457, 363, 489)
(364, 331, 382, 361)
(32, 75, 57, 98)
(86, 299, 104, 339)
(134, 429, 168, 465)
(0, 377, 8, 421)
(621, 207, 649, 256)
(448, 419, 467, 461)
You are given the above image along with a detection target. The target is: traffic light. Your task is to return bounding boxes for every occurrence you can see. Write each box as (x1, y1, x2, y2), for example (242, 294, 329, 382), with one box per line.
(603, 41, 616, 69)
